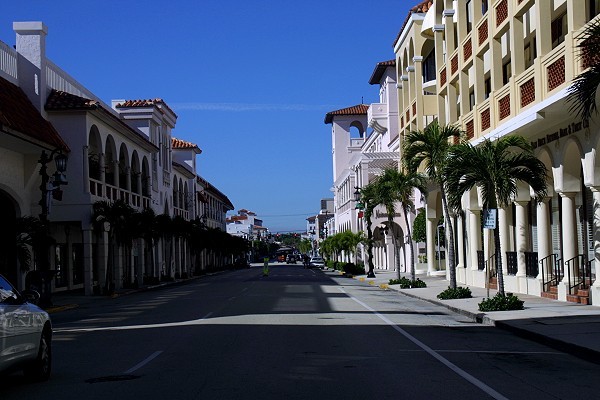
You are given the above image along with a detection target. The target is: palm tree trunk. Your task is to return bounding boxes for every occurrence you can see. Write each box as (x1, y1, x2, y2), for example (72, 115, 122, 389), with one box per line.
(494, 225, 505, 296)
(366, 217, 375, 277)
(440, 188, 457, 289)
(389, 217, 402, 280)
(404, 212, 416, 281)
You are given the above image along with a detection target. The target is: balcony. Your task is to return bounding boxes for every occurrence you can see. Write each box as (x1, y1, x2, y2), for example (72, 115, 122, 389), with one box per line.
(367, 103, 388, 134)
(90, 178, 150, 211)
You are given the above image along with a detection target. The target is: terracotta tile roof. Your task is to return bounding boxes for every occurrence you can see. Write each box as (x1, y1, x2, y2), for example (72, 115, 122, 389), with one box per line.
(45, 90, 101, 110)
(115, 98, 177, 118)
(45, 90, 158, 151)
(324, 104, 369, 124)
(0, 77, 69, 151)
(393, 0, 434, 48)
(369, 59, 397, 85)
(172, 137, 201, 152)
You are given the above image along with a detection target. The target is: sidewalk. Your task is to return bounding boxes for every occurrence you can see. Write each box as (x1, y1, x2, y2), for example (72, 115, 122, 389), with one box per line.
(343, 268, 600, 364)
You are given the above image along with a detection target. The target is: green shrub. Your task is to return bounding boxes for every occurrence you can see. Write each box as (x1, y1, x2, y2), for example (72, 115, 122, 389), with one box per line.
(388, 277, 427, 288)
(478, 293, 524, 311)
(341, 262, 365, 275)
(437, 286, 472, 300)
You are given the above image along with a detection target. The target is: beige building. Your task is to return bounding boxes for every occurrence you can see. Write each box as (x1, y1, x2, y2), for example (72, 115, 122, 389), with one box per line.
(390, 0, 600, 305)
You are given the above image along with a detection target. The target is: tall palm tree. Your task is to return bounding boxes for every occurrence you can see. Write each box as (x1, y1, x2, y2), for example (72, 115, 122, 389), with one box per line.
(155, 214, 174, 279)
(92, 199, 135, 293)
(381, 167, 427, 282)
(445, 135, 548, 296)
(403, 121, 463, 288)
(138, 207, 159, 280)
(567, 18, 600, 122)
(359, 182, 378, 277)
(373, 169, 403, 278)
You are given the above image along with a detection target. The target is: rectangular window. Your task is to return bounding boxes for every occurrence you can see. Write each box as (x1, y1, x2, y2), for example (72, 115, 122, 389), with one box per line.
(524, 38, 537, 70)
(422, 50, 436, 82)
(551, 12, 567, 49)
(502, 60, 512, 85)
(469, 89, 475, 111)
(590, 0, 600, 20)
(482, 0, 488, 15)
(466, 0, 473, 33)
(484, 77, 491, 99)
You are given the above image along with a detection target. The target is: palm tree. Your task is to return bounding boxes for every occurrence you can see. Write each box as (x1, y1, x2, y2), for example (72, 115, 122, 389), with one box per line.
(382, 168, 427, 281)
(373, 169, 402, 278)
(137, 207, 159, 281)
(359, 182, 378, 277)
(403, 121, 463, 288)
(92, 199, 136, 293)
(567, 18, 600, 122)
(445, 135, 548, 296)
(155, 214, 174, 279)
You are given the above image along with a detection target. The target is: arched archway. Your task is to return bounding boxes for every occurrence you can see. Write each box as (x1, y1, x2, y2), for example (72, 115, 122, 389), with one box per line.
(0, 189, 19, 283)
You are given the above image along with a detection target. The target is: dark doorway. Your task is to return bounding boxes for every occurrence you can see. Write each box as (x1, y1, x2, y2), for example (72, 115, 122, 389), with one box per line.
(0, 190, 18, 283)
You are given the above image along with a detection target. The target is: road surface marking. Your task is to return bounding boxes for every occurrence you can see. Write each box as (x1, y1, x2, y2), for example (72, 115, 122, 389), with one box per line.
(341, 288, 510, 400)
(124, 351, 163, 374)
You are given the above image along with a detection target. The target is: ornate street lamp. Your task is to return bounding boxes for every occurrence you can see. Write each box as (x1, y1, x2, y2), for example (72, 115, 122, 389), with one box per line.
(35, 149, 68, 306)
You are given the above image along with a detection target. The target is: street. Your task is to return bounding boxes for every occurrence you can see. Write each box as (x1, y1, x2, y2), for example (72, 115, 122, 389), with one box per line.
(2, 264, 599, 399)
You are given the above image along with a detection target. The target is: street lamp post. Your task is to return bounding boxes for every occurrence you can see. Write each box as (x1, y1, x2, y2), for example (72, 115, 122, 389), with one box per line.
(35, 149, 68, 306)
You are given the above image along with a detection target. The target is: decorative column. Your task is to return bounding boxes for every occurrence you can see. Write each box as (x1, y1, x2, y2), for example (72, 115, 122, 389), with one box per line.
(498, 207, 509, 276)
(590, 188, 600, 304)
(558, 192, 578, 301)
(468, 209, 482, 286)
(514, 201, 528, 277)
(426, 216, 436, 275)
(456, 212, 466, 282)
(137, 238, 145, 288)
(82, 229, 94, 296)
(83, 145, 90, 194)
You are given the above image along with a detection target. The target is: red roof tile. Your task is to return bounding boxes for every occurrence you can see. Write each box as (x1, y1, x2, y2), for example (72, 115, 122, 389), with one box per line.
(115, 98, 177, 118)
(45, 90, 158, 151)
(393, 0, 434, 48)
(172, 137, 201, 152)
(0, 77, 69, 151)
(324, 104, 369, 124)
(369, 59, 397, 85)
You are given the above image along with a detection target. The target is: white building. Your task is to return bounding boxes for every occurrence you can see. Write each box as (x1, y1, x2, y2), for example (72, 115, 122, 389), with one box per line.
(0, 21, 234, 295)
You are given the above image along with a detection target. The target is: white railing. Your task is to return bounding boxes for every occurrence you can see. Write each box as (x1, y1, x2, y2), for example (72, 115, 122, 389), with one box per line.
(46, 59, 113, 109)
(0, 40, 18, 83)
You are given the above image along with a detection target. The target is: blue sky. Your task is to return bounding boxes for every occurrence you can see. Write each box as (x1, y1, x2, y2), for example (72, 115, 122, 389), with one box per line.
(1, 1, 413, 232)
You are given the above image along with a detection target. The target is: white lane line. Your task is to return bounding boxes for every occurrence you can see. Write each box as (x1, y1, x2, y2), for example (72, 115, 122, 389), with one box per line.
(341, 288, 510, 400)
(125, 351, 163, 374)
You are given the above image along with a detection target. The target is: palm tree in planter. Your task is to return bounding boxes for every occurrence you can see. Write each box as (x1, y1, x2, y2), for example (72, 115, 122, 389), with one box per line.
(403, 121, 463, 288)
(567, 18, 600, 122)
(92, 199, 136, 293)
(445, 135, 548, 296)
(359, 182, 378, 278)
(155, 214, 175, 280)
(138, 207, 160, 283)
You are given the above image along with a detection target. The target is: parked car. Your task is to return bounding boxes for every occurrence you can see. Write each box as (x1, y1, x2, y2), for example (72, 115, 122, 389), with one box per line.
(309, 256, 325, 268)
(0, 273, 52, 381)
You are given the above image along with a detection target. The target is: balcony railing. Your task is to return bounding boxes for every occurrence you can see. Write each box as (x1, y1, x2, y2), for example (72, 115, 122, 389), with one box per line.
(0, 41, 18, 82)
(367, 103, 388, 131)
(90, 178, 150, 210)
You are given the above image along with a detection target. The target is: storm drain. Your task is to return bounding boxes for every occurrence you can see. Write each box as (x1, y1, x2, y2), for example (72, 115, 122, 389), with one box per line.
(85, 374, 140, 384)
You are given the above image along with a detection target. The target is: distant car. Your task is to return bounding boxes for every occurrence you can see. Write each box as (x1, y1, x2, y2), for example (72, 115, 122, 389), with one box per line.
(286, 254, 297, 264)
(0, 273, 52, 381)
(309, 256, 325, 268)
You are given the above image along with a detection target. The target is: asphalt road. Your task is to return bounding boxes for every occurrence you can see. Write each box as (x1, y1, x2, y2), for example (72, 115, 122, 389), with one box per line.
(2, 264, 599, 399)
